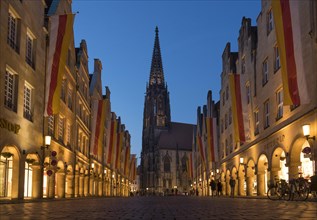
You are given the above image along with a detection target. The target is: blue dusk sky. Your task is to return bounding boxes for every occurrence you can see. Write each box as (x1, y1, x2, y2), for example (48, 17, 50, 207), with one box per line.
(72, 0, 261, 163)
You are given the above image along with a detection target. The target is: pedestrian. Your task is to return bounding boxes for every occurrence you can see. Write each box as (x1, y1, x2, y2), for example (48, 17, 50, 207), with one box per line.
(210, 179, 216, 197)
(217, 180, 222, 196)
(229, 177, 236, 198)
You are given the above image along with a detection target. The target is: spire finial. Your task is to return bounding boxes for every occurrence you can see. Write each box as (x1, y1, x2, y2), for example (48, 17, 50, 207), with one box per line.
(155, 26, 159, 35)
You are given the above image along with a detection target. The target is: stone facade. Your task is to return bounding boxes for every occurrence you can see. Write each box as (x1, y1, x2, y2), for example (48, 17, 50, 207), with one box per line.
(199, 0, 317, 197)
(0, 0, 135, 200)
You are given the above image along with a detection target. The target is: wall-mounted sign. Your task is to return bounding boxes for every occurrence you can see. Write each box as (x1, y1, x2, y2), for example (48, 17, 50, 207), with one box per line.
(0, 118, 21, 134)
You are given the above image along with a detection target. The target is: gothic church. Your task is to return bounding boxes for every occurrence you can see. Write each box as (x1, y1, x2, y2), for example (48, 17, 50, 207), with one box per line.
(140, 27, 195, 195)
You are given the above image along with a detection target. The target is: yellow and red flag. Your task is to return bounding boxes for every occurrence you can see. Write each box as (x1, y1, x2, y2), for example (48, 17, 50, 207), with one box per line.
(44, 14, 75, 116)
(115, 129, 123, 169)
(206, 117, 218, 162)
(187, 153, 193, 179)
(229, 73, 245, 145)
(124, 142, 130, 175)
(107, 117, 117, 165)
(272, 0, 309, 105)
(90, 99, 109, 158)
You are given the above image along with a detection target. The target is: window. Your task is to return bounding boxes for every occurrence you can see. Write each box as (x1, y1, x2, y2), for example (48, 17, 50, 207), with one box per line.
(262, 59, 268, 85)
(23, 82, 33, 121)
(58, 115, 64, 142)
(246, 83, 251, 104)
(48, 115, 54, 136)
(181, 156, 187, 172)
(241, 57, 245, 74)
(276, 89, 283, 120)
(229, 108, 232, 125)
(66, 122, 71, 146)
(264, 100, 270, 129)
(226, 85, 229, 100)
(67, 87, 73, 110)
(274, 46, 280, 71)
(164, 157, 171, 172)
(254, 110, 259, 135)
(78, 131, 82, 152)
(267, 9, 274, 34)
(25, 31, 35, 68)
(7, 10, 19, 52)
(4, 68, 18, 112)
(221, 119, 224, 133)
(61, 79, 66, 102)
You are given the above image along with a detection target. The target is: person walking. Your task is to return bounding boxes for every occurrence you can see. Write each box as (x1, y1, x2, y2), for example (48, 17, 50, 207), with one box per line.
(217, 180, 222, 196)
(229, 177, 236, 198)
(210, 179, 216, 197)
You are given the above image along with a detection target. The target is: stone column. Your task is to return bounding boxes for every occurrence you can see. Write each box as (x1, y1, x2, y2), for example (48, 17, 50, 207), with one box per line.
(48, 174, 55, 198)
(238, 177, 245, 196)
(79, 174, 84, 197)
(270, 168, 279, 184)
(98, 178, 103, 196)
(288, 163, 301, 180)
(257, 171, 265, 196)
(31, 165, 42, 198)
(246, 176, 253, 196)
(89, 176, 94, 196)
(74, 172, 79, 197)
(56, 172, 65, 198)
(84, 175, 89, 196)
(226, 180, 230, 196)
(66, 174, 74, 198)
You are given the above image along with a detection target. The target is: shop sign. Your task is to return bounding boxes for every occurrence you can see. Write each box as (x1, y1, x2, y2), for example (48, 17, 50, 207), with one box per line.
(0, 118, 21, 134)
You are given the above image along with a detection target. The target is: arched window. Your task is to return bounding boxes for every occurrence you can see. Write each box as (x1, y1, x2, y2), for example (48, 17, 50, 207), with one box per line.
(164, 157, 170, 172)
(181, 155, 188, 172)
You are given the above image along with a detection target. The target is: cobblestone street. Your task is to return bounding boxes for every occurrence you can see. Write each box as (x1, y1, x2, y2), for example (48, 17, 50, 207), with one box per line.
(0, 196, 316, 220)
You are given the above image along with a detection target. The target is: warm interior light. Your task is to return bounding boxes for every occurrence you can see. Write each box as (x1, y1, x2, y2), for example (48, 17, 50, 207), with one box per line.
(302, 124, 310, 137)
(216, 169, 219, 174)
(104, 170, 107, 174)
(211, 171, 214, 176)
(91, 163, 95, 169)
(240, 157, 244, 164)
(45, 135, 51, 146)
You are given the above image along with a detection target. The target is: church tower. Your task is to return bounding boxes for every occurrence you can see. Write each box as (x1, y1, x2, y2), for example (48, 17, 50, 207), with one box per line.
(140, 27, 171, 192)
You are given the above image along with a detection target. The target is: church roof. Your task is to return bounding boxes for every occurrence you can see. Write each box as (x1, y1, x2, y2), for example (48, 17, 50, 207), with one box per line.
(149, 26, 165, 86)
(158, 122, 195, 151)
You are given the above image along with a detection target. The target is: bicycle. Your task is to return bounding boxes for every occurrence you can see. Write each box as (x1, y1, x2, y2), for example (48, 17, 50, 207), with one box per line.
(267, 178, 290, 201)
(289, 177, 310, 201)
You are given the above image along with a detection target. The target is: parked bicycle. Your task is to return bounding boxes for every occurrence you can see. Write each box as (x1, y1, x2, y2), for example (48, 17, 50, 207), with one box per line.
(267, 178, 290, 201)
(289, 177, 310, 201)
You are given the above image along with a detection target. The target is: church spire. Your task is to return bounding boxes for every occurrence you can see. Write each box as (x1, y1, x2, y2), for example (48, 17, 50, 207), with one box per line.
(149, 26, 165, 86)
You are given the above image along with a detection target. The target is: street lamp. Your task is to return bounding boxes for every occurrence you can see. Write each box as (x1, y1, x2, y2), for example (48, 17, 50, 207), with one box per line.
(302, 124, 315, 140)
(240, 157, 245, 165)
